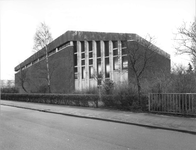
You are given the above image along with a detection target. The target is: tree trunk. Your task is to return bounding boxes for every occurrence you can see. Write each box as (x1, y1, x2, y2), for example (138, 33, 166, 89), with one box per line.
(21, 82, 28, 93)
(136, 77, 141, 104)
(45, 46, 51, 93)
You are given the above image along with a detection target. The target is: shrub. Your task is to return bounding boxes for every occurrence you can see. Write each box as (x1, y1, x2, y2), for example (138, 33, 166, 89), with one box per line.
(1, 93, 99, 108)
(101, 82, 148, 111)
(1, 87, 19, 93)
(102, 79, 114, 95)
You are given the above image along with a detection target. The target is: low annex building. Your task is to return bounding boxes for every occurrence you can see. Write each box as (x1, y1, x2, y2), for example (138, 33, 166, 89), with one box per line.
(15, 31, 170, 93)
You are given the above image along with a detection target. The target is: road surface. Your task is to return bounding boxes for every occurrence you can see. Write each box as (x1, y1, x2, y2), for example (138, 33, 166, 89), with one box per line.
(0, 105, 195, 150)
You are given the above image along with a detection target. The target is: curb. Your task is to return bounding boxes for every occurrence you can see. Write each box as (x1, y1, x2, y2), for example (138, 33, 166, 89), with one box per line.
(1, 104, 196, 135)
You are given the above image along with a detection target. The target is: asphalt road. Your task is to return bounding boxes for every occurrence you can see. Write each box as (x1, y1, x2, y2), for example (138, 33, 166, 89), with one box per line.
(0, 105, 196, 150)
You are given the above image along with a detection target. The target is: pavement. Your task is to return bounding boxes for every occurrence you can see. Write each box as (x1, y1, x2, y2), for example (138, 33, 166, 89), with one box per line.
(1, 100, 196, 135)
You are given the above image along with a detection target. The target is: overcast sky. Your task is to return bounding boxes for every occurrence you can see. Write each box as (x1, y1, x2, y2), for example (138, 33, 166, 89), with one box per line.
(0, 0, 195, 80)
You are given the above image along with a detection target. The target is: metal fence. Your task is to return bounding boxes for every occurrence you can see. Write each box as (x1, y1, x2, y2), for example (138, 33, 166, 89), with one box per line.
(149, 93, 196, 115)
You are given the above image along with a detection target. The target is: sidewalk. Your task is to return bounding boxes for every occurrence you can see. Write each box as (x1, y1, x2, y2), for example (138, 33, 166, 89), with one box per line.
(1, 100, 196, 134)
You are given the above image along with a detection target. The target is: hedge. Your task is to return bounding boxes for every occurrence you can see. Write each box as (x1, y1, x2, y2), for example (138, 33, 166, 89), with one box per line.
(1, 93, 99, 108)
(1, 93, 148, 111)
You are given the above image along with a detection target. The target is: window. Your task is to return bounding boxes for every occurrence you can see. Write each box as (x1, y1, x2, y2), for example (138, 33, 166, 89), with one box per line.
(121, 41, 126, 48)
(74, 54, 77, 66)
(113, 49, 118, 56)
(89, 41, 93, 51)
(89, 52, 93, 58)
(58, 41, 70, 51)
(105, 58, 110, 78)
(113, 41, 118, 49)
(48, 49, 56, 56)
(89, 66, 94, 79)
(121, 41, 128, 70)
(81, 41, 85, 79)
(96, 41, 101, 57)
(104, 41, 109, 57)
(74, 41, 78, 79)
(122, 56, 128, 69)
(122, 48, 127, 55)
(82, 60, 85, 65)
(82, 67, 85, 79)
(73, 41, 77, 53)
(82, 53, 85, 59)
(81, 41, 85, 52)
(97, 58, 102, 75)
(113, 57, 119, 70)
(39, 55, 46, 61)
(89, 59, 93, 65)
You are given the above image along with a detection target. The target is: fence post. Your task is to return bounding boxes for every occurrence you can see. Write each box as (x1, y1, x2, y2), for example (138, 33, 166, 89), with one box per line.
(148, 93, 151, 111)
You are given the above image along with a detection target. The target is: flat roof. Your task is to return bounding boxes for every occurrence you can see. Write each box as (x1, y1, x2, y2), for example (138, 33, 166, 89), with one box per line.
(15, 31, 170, 71)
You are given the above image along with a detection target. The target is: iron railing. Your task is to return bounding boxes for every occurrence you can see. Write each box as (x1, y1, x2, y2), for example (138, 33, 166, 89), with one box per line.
(149, 93, 196, 115)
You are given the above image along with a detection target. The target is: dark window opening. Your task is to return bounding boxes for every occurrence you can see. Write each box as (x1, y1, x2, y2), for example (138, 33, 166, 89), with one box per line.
(89, 59, 93, 65)
(113, 41, 118, 49)
(82, 53, 85, 59)
(74, 73, 78, 79)
(89, 41, 93, 51)
(74, 54, 77, 66)
(121, 41, 126, 48)
(96, 41, 101, 57)
(59, 42, 70, 51)
(74, 67, 77, 73)
(122, 48, 127, 55)
(73, 41, 77, 53)
(97, 58, 102, 75)
(89, 52, 93, 58)
(82, 67, 85, 79)
(81, 41, 85, 52)
(82, 60, 85, 65)
(89, 66, 94, 79)
(104, 41, 109, 56)
(113, 57, 119, 70)
(122, 56, 128, 69)
(113, 49, 118, 56)
(105, 58, 110, 78)
(48, 49, 56, 56)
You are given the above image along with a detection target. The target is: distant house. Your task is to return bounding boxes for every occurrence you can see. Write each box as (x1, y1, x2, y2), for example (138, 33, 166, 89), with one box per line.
(15, 31, 170, 93)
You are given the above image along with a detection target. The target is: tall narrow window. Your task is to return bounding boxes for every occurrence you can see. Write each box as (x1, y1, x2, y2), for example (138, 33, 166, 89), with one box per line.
(74, 54, 77, 66)
(97, 58, 101, 75)
(89, 41, 93, 51)
(121, 41, 126, 48)
(88, 41, 93, 78)
(89, 66, 94, 79)
(113, 57, 119, 70)
(105, 58, 110, 78)
(74, 41, 78, 79)
(122, 56, 128, 69)
(73, 41, 77, 53)
(81, 41, 85, 79)
(113, 41, 119, 70)
(81, 41, 85, 52)
(121, 41, 128, 70)
(104, 41, 109, 57)
(113, 41, 118, 49)
(82, 67, 85, 79)
(96, 41, 101, 57)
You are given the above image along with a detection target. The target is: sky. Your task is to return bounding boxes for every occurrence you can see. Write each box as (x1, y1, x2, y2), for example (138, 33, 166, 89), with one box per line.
(0, 0, 195, 80)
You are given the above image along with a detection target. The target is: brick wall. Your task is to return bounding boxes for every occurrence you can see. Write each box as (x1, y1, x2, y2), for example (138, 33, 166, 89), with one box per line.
(15, 46, 74, 93)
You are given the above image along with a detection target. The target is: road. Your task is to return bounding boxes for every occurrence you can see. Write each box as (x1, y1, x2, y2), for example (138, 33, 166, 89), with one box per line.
(0, 105, 195, 150)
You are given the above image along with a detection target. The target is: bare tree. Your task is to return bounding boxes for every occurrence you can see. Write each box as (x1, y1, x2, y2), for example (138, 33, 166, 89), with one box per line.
(33, 22, 53, 93)
(17, 69, 29, 93)
(125, 34, 157, 101)
(175, 21, 196, 68)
